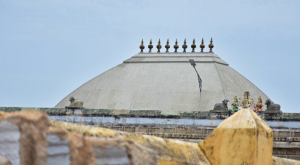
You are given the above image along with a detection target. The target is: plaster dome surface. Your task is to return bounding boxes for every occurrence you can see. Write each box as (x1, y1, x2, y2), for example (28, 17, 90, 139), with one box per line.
(55, 52, 269, 111)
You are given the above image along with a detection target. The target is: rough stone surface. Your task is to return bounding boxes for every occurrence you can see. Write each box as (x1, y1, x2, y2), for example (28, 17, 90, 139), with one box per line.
(55, 52, 269, 111)
(0, 121, 20, 165)
(0, 111, 50, 165)
(87, 136, 158, 165)
(200, 108, 274, 165)
(46, 134, 70, 165)
(273, 156, 300, 165)
(0, 156, 12, 165)
(51, 120, 211, 164)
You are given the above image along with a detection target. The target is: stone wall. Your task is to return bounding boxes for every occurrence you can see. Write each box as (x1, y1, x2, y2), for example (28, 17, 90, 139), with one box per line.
(1, 107, 299, 120)
(0, 111, 158, 165)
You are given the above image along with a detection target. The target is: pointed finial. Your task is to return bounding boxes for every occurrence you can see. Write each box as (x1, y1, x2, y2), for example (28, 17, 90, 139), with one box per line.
(200, 38, 205, 52)
(182, 38, 188, 52)
(139, 39, 145, 53)
(191, 38, 196, 52)
(156, 39, 162, 52)
(209, 38, 214, 52)
(165, 39, 170, 52)
(148, 39, 153, 53)
(174, 39, 179, 52)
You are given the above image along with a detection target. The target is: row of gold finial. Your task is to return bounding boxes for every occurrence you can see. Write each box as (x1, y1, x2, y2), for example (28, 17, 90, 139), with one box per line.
(139, 38, 214, 53)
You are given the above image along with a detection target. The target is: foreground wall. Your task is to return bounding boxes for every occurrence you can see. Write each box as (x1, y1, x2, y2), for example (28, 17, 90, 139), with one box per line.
(0, 111, 158, 165)
(1, 110, 300, 165)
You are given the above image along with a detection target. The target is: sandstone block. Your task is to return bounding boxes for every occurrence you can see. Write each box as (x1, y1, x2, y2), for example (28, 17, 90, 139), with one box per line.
(199, 108, 273, 165)
(0, 111, 50, 165)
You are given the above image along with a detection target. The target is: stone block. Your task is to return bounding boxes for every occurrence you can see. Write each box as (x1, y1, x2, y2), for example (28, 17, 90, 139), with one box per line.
(112, 109, 130, 116)
(272, 156, 300, 164)
(200, 108, 273, 165)
(47, 128, 95, 165)
(0, 156, 12, 165)
(160, 111, 179, 117)
(0, 111, 50, 165)
(87, 137, 158, 165)
(46, 130, 70, 165)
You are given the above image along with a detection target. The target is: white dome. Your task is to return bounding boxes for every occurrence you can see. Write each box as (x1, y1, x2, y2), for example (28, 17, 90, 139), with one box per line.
(55, 52, 269, 111)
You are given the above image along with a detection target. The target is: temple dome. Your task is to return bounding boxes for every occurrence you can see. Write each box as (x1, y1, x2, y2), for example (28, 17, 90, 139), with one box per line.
(55, 52, 269, 111)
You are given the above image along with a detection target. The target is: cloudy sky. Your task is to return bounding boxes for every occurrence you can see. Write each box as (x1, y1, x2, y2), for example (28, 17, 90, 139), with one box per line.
(0, 0, 299, 112)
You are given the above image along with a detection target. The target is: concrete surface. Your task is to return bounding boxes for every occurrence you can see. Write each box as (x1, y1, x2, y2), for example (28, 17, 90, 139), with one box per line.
(55, 52, 269, 111)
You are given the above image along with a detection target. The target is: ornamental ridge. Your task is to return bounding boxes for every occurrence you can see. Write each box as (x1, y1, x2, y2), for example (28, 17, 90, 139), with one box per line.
(140, 38, 214, 53)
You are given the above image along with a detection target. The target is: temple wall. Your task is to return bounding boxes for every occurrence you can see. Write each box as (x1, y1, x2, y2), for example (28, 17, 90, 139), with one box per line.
(1, 110, 300, 164)
(2, 108, 300, 161)
(1, 107, 299, 120)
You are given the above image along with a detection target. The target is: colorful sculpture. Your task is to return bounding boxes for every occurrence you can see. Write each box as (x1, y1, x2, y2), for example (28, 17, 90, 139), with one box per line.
(240, 91, 253, 108)
(228, 96, 239, 116)
(254, 96, 263, 116)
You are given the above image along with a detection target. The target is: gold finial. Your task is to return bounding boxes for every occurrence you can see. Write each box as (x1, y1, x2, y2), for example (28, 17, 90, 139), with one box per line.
(209, 38, 214, 52)
(191, 38, 196, 52)
(174, 39, 179, 52)
(165, 39, 170, 52)
(156, 39, 162, 52)
(148, 39, 153, 53)
(200, 38, 205, 52)
(182, 38, 188, 52)
(139, 39, 145, 53)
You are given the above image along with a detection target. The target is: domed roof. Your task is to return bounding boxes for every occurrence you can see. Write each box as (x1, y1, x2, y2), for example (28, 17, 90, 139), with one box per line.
(55, 52, 269, 111)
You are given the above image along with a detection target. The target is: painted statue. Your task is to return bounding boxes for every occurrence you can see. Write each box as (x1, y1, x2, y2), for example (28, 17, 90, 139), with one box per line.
(228, 96, 239, 116)
(254, 96, 263, 116)
(240, 91, 253, 108)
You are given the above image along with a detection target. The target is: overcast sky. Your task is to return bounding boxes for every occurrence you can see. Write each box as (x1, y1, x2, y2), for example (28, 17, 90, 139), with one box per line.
(0, 0, 299, 112)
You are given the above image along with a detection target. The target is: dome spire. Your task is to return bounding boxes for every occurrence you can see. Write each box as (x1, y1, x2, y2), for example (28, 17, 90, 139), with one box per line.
(174, 39, 179, 53)
(165, 39, 170, 52)
(200, 38, 205, 52)
(191, 38, 196, 52)
(209, 38, 214, 52)
(148, 39, 153, 53)
(157, 39, 162, 52)
(182, 39, 188, 52)
(139, 39, 145, 53)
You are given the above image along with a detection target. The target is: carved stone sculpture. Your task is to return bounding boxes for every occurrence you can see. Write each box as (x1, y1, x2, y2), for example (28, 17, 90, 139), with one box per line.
(174, 39, 179, 52)
(213, 99, 229, 110)
(265, 99, 281, 112)
(139, 39, 145, 53)
(148, 39, 153, 53)
(156, 39, 161, 52)
(68, 96, 84, 108)
(200, 38, 205, 52)
(182, 39, 188, 52)
(209, 38, 214, 52)
(165, 39, 170, 52)
(191, 39, 196, 52)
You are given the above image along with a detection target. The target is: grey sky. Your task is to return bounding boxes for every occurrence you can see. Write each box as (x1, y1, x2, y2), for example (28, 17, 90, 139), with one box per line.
(0, 0, 299, 112)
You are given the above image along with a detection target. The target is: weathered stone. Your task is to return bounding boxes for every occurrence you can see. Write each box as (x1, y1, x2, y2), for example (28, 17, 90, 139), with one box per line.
(82, 109, 113, 116)
(46, 129, 71, 165)
(273, 156, 300, 165)
(112, 109, 130, 116)
(129, 110, 161, 117)
(199, 108, 273, 165)
(87, 136, 158, 165)
(0, 111, 50, 165)
(0, 156, 12, 165)
(51, 120, 211, 164)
